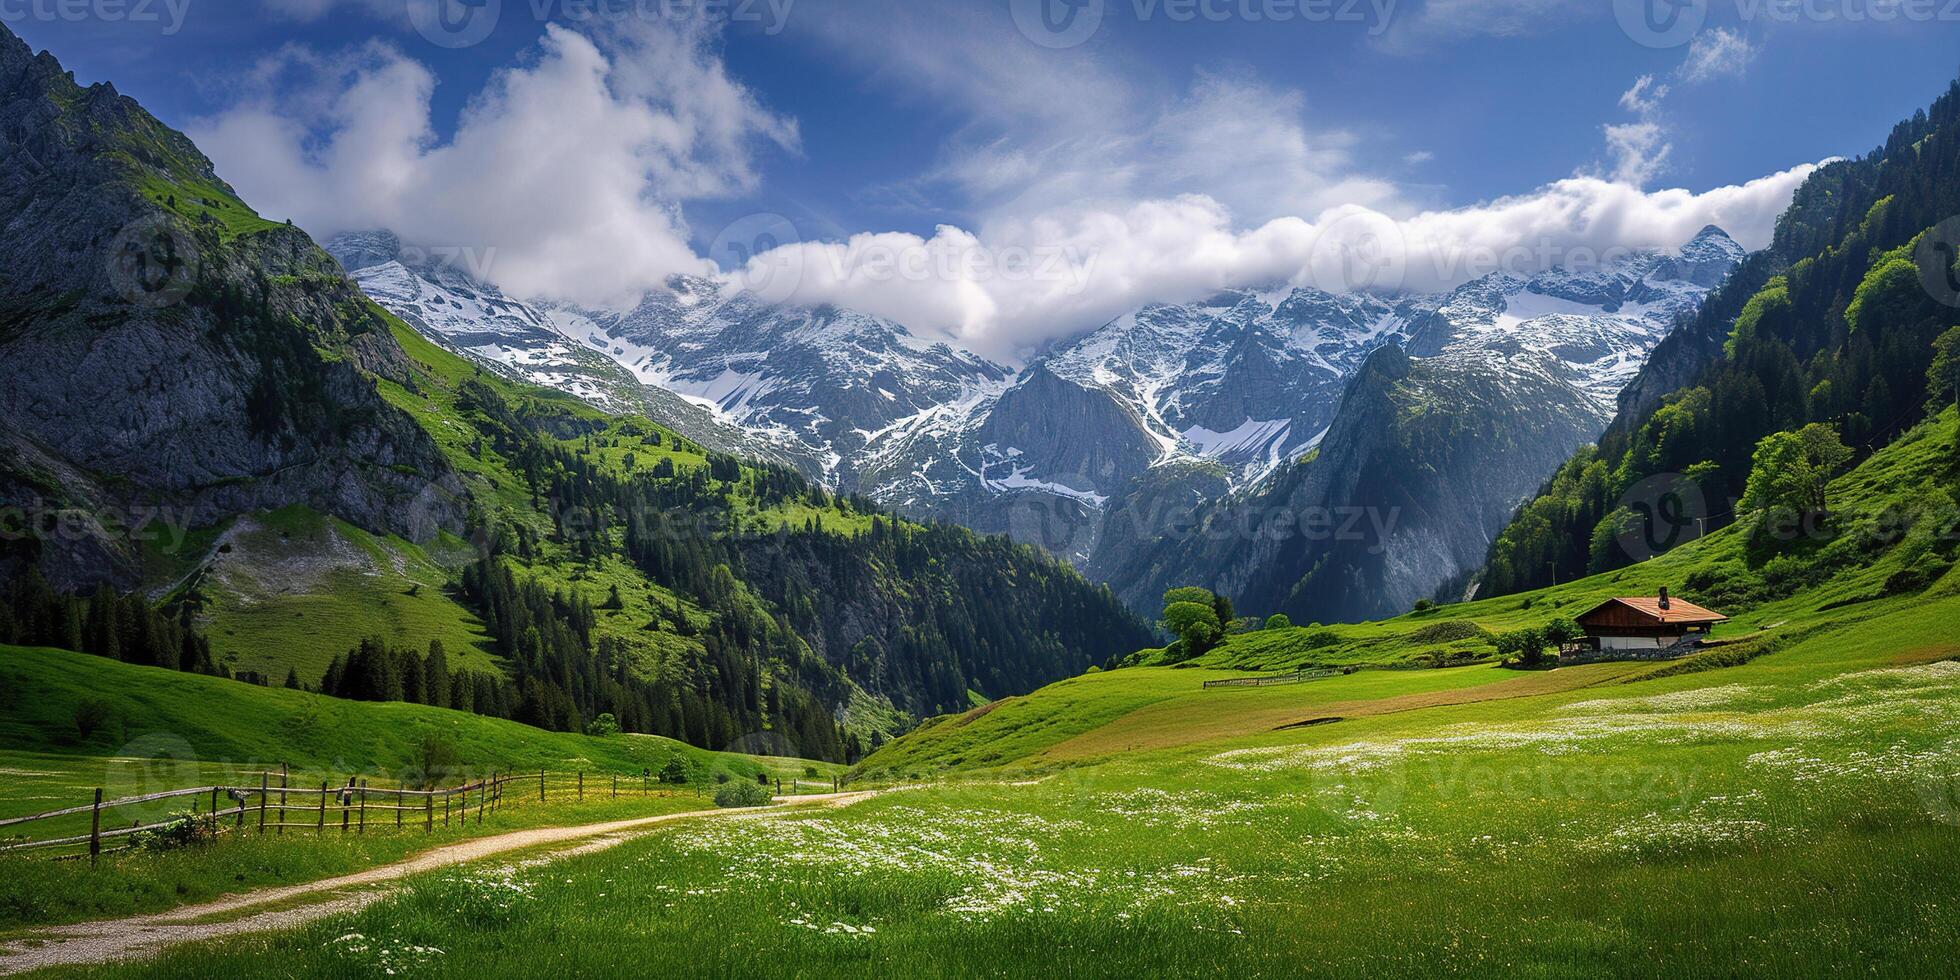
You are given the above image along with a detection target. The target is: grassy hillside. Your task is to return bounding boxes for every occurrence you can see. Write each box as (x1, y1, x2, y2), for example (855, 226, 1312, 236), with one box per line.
(0, 644, 839, 822)
(178, 508, 497, 683)
(114, 303, 1147, 755)
(0, 645, 848, 932)
(859, 408, 1960, 778)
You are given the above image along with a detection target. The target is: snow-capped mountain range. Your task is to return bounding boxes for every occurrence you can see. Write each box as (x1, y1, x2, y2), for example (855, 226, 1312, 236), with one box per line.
(329, 226, 1744, 569)
(553, 277, 1013, 481)
(326, 232, 803, 470)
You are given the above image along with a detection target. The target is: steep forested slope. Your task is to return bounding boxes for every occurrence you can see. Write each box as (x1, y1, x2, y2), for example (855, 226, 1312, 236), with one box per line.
(1480, 77, 1960, 597)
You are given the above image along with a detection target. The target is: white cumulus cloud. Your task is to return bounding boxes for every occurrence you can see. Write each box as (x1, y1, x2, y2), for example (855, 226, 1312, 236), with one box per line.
(192, 18, 797, 308)
(1678, 28, 1757, 84)
(731, 165, 1819, 361)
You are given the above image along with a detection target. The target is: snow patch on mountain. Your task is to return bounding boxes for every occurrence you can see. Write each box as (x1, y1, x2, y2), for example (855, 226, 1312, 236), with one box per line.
(334, 225, 1744, 572)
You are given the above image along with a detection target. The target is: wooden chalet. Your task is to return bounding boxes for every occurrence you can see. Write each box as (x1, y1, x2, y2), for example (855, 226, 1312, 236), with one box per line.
(1575, 587, 1727, 654)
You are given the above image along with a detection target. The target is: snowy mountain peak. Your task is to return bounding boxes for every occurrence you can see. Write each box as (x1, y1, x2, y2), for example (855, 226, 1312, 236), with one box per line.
(546, 278, 1013, 481)
(342, 225, 1743, 572)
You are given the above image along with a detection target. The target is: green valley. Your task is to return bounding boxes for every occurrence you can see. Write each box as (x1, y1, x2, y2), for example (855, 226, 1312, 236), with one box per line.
(29, 405, 1957, 978)
(6, 12, 1960, 980)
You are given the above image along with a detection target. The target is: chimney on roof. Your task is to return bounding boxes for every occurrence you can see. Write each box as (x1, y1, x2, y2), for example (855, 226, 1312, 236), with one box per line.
(1659, 586, 1671, 610)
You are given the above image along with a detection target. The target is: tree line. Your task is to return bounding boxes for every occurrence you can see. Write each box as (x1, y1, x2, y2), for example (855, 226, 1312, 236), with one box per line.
(0, 570, 218, 677)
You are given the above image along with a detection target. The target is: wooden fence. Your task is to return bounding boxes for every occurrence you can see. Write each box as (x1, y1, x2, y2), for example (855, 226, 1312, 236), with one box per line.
(0, 768, 844, 862)
(1201, 668, 1343, 689)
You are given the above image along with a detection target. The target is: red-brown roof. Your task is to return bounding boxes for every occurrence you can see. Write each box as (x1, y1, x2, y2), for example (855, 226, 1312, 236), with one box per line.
(1578, 597, 1728, 626)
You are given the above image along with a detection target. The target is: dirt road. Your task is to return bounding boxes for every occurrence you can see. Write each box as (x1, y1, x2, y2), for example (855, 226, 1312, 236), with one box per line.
(0, 792, 876, 976)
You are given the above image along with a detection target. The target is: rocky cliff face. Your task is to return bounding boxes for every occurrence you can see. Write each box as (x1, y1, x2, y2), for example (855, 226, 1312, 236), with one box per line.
(1090, 344, 1606, 622)
(851, 286, 1427, 562)
(1402, 226, 1747, 411)
(0, 24, 463, 589)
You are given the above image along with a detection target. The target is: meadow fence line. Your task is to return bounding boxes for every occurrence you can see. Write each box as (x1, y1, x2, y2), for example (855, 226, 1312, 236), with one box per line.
(1201, 668, 1343, 689)
(0, 767, 846, 863)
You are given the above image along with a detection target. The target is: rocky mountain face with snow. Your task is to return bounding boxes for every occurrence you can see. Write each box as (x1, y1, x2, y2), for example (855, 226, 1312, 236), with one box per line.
(345, 224, 1742, 618)
(1088, 345, 1608, 622)
(553, 278, 1015, 483)
(1403, 226, 1746, 412)
(325, 233, 804, 471)
(1081, 227, 1746, 619)
(854, 286, 1435, 563)
(861, 227, 1742, 572)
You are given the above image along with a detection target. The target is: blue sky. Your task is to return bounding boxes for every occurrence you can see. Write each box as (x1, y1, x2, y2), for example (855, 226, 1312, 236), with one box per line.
(8, 0, 1958, 357)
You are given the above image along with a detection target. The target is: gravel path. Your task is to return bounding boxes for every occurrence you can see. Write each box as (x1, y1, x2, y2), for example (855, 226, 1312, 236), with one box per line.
(0, 792, 876, 976)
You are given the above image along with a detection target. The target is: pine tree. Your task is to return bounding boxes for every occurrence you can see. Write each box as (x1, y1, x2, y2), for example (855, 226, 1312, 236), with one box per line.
(425, 639, 451, 707)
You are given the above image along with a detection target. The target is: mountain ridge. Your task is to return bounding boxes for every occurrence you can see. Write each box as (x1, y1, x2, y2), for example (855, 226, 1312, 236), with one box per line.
(0, 24, 467, 590)
(346, 227, 1741, 592)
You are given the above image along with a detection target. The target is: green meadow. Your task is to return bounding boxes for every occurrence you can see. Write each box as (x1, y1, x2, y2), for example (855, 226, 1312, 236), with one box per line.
(56, 592, 1960, 977)
(10, 412, 1955, 978)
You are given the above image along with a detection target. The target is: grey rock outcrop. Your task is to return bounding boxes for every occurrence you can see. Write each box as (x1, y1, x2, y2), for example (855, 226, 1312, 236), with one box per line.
(0, 23, 464, 589)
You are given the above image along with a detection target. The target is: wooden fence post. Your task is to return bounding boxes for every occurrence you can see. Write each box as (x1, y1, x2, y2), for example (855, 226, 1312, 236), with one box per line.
(88, 788, 102, 866)
(279, 764, 289, 836)
(612, 774, 617, 799)
(540, 771, 546, 803)
(396, 788, 403, 828)
(258, 773, 268, 834)
(341, 780, 352, 834)
(209, 786, 219, 831)
(426, 792, 433, 833)
(358, 780, 367, 834)
(317, 781, 327, 833)
(476, 779, 486, 824)
(577, 771, 583, 802)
